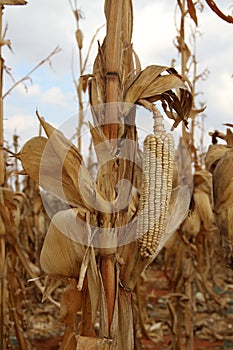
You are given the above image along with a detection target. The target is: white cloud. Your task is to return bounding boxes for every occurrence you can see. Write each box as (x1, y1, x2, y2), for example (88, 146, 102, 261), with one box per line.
(41, 87, 67, 107)
(6, 113, 37, 132)
(133, 2, 177, 67)
(4, 113, 40, 147)
(15, 83, 41, 97)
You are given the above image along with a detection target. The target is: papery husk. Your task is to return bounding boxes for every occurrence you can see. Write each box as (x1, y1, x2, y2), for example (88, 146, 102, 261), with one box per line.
(205, 144, 230, 173)
(213, 149, 233, 211)
(214, 206, 233, 255)
(123, 65, 186, 108)
(19, 121, 113, 214)
(194, 169, 212, 193)
(194, 189, 215, 231)
(166, 185, 191, 236)
(180, 169, 214, 238)
(181, 206, 201, 239)
(40, 209, 86, 277)
(75, 335, 110, 349)
(38, 116, 113, 214)
(19, 136, 84, 208)
(89, 123, 115, 166)
(212, 149, 233, 251)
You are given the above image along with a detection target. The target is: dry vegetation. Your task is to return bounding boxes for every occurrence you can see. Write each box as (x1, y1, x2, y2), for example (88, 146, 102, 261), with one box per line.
(0, 1, 233, 350)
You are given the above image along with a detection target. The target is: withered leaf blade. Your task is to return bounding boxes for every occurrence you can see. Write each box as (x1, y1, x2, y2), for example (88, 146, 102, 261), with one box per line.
(213, 149, 233, 211)
(160, 89, 193, 129)
(124, 65, 169, 105)
(205, 144, 229, 173)
(35, 117, 114, 214)
(187, 0, 198, 25)
(19, 136, 84, 207)
(40, 209, 86, 277)
(140, 74, 186, 100)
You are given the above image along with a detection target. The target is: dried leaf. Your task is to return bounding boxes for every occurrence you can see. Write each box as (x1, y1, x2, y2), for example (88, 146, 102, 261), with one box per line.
(75, 335, 111, 349)
(187, 0, 198, 25)
(124, 65, 169, 105)
(167, 185, 191, 237)
(140, 74, 186, 100)
(194, 188, 215, 231)
(89, 123, 115, 165)
(20, 117, 114, 214)
(181, 206, 201, 239)
(160, 89, 193, 129)
(86, 247, 100, 325)
(60, 279, 82, 325)
(42, 276, 62, 303)
(40, 209, 86, 277)
(19, 136, 84, 207)
(213, 149, 233, 211)
(76, 28, 83, 49)
(205, 144, 229, 173)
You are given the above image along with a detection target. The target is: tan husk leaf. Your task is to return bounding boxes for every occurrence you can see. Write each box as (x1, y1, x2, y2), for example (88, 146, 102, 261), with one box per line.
(181, 206, 201, 239)
(140, 74, 186, 100)
(20, 116, 114, 214)
(193, 188, 215, 231)
(86, 247, 100, 325)
(159, 89, 193, 129)
(205, 144, 230, 173)
(19, 136, 83, 207)
(212, 148, 233, 254)
(215, 206, 233, 254)
(187, 0, 198, 25)
(213, 149, 233, 211)
(124, 65, 171, 104)
(89, 123, 115, 165)
(75, 335, 110, 349)
(40, 209, 86, 277)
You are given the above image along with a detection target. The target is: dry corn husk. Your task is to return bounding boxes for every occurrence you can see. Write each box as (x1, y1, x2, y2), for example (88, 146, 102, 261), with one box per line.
(75, 335, 111, 349)
(181, 169, 214, 238)
(205, 144, 230, 173)
(212, 149, 233, 250)
(18, 117, 113, 214)
(19, 136, 83, 208)
(193, 189, 215, 231)
(180, 207, 201, 240)
(40, 209, 86, 277)
(213, 149, 233, 211)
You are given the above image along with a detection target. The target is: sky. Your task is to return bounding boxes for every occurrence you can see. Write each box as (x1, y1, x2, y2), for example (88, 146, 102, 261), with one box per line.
(2, 0, 233, 152)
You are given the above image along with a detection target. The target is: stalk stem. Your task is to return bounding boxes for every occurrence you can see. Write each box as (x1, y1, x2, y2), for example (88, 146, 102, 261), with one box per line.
(100, 0, 123, 332)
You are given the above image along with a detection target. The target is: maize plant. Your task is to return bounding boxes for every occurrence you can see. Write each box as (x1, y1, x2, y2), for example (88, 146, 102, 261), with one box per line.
(17, 1, 193, 349)
(205, 128, 233, 266)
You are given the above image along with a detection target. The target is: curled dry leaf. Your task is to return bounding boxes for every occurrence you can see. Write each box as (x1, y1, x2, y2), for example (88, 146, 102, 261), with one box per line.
(160, 88, 193, 129)
(213, 149, 233, 212)
(205, 144, 230, 173)
(212, 149, 233, 254)
(40, 209, 86, 277)
(19, 136, 84, 208)
(193, 189, 215, 231)
(181, 206, 201, 240)
(187, 0, 198, 25)
(19, 116, 113, 214)
(124, 65, 176, 105)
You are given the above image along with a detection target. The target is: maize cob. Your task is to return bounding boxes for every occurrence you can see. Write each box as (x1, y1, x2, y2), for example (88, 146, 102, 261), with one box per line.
(136, 129, 174, 258)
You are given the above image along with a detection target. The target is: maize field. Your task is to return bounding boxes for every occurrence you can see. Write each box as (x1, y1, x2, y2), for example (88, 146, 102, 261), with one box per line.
(0, 1, 233, 350)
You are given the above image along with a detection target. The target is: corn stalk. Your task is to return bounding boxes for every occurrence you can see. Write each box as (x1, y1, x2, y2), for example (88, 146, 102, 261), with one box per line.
(0, 3, 27, 350)
(18, 1, 193, 349)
